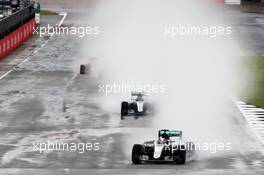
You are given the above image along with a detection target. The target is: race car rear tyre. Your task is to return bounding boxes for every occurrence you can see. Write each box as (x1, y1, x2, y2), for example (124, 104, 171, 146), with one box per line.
(173, 150, 186, 165)
(80, 64, 86, 74)
(132, 144, 144, 164)
(121, 101, 129, 120)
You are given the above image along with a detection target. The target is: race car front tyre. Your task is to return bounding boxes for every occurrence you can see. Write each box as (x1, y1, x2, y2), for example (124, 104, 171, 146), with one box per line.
(132, 144, 144, 164)
(173, 150, 186, 165)
(121, 101, 129, 120)
(80, 64, 86, 74)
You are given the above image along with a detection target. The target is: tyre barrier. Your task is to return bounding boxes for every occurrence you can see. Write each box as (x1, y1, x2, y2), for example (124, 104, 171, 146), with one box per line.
(0, 19, 36, 59)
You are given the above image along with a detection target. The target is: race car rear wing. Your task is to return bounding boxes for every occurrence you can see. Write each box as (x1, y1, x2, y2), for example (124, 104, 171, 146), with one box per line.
(158, 130, 182, 137)
(131, 91, 147, 96)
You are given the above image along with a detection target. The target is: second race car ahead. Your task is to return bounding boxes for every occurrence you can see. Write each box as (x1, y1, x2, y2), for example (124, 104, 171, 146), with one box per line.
(121, 91, 154, 120)
(80, 57, 102, 79)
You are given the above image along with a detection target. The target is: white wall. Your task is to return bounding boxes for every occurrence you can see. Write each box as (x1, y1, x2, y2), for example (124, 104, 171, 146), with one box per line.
(225, 0, 241, 4)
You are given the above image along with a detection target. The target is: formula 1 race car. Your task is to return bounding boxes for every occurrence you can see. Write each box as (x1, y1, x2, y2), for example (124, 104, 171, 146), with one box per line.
(121, 91, 154, 120)
(80, 63, 92, 75)
(80, 57, 102, 78)
(131, 129, 195, 165)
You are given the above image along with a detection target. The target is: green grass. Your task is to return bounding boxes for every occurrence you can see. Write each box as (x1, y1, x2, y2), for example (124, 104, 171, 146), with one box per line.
(242, 56, 264, 108)
(40, 9, 58, 16)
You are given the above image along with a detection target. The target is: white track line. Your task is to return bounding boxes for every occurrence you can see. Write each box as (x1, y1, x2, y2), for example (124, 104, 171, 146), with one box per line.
(0, 11, 67, 81)
(0, 35, 52, 81)
(0, 11, 66, 81)
(235, 100, 264, 145)
(0, 69, 13, 80)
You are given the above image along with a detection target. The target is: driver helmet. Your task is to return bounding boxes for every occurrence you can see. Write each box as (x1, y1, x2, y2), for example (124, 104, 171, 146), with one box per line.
(136, 94, 144, 101)
(159, 133, 170, 141)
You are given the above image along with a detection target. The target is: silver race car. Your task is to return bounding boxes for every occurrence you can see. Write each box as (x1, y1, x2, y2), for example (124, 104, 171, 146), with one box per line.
(131, 129, 195, 164)
(121, 91, 154, 120)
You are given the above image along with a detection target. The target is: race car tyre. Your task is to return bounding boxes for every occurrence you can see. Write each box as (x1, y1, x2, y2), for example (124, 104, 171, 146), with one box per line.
(186, 142, 196, 157)
(121, 101, 129, 120)
(132, 144, 144, 164)
(173, 150, 186, 165)
(80, 64, 86, 74)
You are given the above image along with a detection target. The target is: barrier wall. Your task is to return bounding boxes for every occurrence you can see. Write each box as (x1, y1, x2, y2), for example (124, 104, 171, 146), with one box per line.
(214, 0, 225, 3)
(0, 19, 36, 59)
(225, 0, 241, 4)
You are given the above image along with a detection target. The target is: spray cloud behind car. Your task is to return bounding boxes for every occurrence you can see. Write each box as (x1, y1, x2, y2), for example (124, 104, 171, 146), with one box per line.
(80, 0, 249, 159)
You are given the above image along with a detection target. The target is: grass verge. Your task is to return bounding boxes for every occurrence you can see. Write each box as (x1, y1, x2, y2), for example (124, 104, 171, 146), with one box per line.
(242, 56, 264, 108)
(40, 9, 58, 16)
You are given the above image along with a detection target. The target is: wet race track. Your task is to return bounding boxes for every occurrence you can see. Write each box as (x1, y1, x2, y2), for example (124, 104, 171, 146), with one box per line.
(0, 6, 263, 175)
